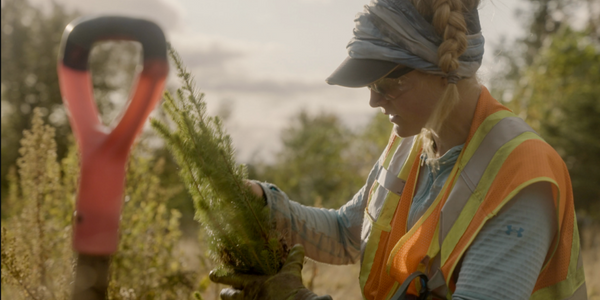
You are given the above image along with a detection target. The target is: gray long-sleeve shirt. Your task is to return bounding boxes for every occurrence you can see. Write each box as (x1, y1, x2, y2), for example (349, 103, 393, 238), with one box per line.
(258, 145, 556, 300)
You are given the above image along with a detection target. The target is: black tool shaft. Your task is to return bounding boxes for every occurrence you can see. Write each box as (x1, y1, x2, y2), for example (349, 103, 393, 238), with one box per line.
(72, 254, 111, 300)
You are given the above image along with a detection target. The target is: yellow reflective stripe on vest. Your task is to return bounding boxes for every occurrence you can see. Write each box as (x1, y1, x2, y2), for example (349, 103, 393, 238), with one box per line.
(383, 137, 403, 168)
(366, 136, 414, 221)
(376, 136, 415, 194)
(439, 116, 539, 248)
(360, 135, 404, 293)
(359, 136, 419, 295)
(459, 110, 516, 164)
(441, 131, 544, 267)
(396, 137, 418, 181)
(385, 157, 462, 274)
(382, 116, 534, 276)
(369, 92, 584, 299)
(530, 222, 586, 300)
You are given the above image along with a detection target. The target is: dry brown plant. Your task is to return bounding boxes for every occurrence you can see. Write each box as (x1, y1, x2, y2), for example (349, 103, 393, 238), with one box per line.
(1, 108, 204, 299)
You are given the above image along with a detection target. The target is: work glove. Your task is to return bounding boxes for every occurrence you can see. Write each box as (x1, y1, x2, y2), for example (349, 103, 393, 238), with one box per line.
(209, 244, 332, 300)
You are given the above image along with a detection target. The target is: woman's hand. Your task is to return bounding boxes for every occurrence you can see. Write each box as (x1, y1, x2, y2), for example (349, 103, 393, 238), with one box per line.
(209, 244, 332, 300)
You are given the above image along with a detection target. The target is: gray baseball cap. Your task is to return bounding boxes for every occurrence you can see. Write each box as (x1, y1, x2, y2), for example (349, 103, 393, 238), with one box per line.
(325, 57, 413, 87)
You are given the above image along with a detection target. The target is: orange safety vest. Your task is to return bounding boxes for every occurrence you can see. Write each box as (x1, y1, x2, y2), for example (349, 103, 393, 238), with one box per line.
(359, 87, 587, 300)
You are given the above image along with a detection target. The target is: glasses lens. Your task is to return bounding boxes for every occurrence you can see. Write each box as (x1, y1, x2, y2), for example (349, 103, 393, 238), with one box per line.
(369, 78, 400, 95)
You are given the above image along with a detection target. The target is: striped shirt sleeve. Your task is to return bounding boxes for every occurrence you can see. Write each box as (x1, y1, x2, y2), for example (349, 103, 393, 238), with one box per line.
(256, 160, 381, 265)
(452, 181, 557, 300)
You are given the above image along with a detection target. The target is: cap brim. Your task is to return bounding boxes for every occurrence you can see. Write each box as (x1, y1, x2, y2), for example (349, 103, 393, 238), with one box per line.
(325, 57, 413, 87)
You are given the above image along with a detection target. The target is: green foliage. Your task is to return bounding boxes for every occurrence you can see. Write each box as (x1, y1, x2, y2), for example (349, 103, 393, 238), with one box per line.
(1, 0, 145, 213)
(151, 46, 287, 276)
(257, 111, 356, 207)
(108, 155, 198, 299)
(1, 108, 202, 299)
(251, 110, 391, 208)
(489, 0, 599, 103)
(352, 112, 395, 177)
(1, 108, 74, 300)
(506, 27, 600, 218)
(1, 0, 75, 206)
(488, 0, 600, 220)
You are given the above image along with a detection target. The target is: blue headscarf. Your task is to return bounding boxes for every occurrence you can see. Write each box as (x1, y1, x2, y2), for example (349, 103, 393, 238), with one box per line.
(348, 0, 485, 80)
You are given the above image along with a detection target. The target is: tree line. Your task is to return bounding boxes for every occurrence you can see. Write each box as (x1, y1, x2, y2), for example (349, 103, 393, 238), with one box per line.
(1, 0, 598, 219)
(1, 0, 598, 298)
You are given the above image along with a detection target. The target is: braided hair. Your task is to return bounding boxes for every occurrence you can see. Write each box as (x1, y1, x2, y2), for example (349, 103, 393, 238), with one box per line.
(411, 0, 479, 168)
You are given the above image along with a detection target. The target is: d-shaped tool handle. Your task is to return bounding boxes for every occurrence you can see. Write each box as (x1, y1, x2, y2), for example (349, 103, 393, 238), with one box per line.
(61, 15, 167, 70)
(58, 16, 169, 256)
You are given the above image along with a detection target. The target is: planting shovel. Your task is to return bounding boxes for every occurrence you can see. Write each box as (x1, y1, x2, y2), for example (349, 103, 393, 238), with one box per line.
(57, 16, 169, 300)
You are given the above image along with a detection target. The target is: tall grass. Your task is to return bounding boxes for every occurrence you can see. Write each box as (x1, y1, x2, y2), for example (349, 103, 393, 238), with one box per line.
(581, 223, 600, 299)
(1, 108, 202, 299)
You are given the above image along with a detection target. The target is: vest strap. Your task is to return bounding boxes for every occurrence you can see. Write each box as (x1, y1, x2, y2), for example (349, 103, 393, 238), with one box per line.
(367, 88, 584, 300)
(426, 268, 446, 292)
(565, 282, 587, 300)
(390, 271, 429, 300)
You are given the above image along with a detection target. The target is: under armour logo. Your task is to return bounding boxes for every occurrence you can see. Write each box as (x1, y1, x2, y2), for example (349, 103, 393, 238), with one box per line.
(505, 225, 524, 237)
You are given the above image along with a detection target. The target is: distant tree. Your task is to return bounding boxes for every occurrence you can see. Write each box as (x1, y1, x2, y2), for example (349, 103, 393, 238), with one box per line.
(348, 111, 393, 178)
(511, 27, 600, 218)
(489, 0, 599, 101)
(252, 111, 353, 207)
(252, 110, 392, 208)
(1, 0, 75, 204)
(486, 0, 600, 219)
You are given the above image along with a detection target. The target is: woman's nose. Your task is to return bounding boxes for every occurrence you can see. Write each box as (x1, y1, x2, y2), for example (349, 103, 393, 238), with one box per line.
(369, 89, 386, 108)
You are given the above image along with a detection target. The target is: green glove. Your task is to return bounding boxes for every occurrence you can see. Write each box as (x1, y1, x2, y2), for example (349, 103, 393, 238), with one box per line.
(209, 244, 333, 300)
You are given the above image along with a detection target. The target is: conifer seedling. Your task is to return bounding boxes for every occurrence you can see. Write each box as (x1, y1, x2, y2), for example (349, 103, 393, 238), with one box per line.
(151, 46, 288, 276)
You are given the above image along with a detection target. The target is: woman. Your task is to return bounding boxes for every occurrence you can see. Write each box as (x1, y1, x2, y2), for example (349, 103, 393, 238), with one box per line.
(211, 0, 587, 299)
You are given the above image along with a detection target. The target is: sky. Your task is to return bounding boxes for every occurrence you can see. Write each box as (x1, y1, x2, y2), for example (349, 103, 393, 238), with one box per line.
(32, 0, 528, 162)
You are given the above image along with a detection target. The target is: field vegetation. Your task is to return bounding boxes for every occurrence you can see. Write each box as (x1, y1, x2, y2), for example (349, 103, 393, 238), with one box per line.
(1, 0, 599, 299)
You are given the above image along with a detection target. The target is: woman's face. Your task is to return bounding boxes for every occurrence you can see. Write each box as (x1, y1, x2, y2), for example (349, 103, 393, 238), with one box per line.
(368, 71, 444, 137)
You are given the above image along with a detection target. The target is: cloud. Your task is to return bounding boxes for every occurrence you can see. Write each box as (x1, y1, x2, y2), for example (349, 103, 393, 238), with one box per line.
(205, 85, 373, 163)
(31, 0, 340, 98)
(25, 0, 376, 163)
(168, 32, 250, 70)
(168, 31, 329, 96)
(202, 77, 328, 96)
(161, 32, 370, 162)
(177, 44, 243, 69)
(33, 0, 186, 31)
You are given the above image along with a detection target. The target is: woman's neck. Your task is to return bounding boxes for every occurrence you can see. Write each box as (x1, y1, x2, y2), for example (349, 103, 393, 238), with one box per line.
(432, 81, 481, 157)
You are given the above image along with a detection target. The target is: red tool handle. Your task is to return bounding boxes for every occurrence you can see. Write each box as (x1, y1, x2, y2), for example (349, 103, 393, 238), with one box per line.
(57, 16, 169, 256)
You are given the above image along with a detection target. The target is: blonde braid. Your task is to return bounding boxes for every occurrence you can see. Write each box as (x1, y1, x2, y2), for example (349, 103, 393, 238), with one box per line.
(410, 0, 474, 169)
(432, 0, 468, 73)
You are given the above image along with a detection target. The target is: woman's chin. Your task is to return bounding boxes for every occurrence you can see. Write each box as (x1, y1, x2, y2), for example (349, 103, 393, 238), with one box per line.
(392, 124, 419, 138)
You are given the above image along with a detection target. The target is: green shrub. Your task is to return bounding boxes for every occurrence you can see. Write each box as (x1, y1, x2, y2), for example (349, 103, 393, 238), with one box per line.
(1, 108, 203, 299)
(151, 47, 287, 276)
